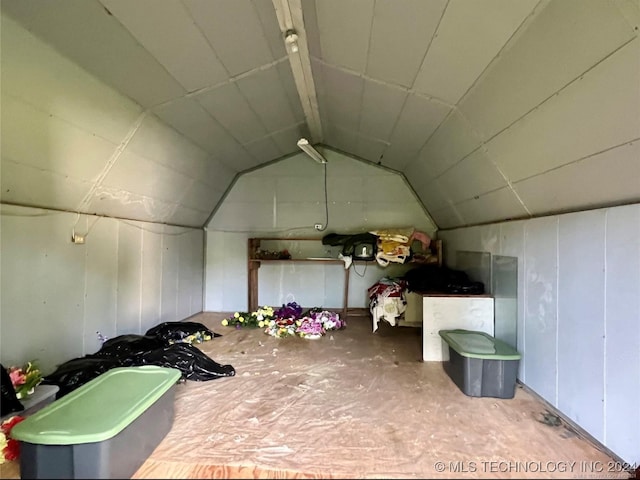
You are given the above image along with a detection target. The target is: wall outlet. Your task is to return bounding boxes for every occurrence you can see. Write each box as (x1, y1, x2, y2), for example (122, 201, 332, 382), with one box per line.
(314, 223, 323, 231)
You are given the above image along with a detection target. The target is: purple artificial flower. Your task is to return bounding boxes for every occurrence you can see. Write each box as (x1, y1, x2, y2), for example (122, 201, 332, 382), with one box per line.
(274, 301, 303, 320)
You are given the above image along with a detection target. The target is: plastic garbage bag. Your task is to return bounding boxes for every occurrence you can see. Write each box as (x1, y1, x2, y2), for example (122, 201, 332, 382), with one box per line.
(91, 334, 167, 364)
(1, 363, 24, 416)
(42, 356, 123, 399)
(144, 321, 221, 344)
(140, 343, 235, 381)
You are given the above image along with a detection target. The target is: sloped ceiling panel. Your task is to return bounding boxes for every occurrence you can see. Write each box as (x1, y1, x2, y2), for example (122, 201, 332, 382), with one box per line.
(1, 0, 187, 107)
(2, 0, 639, 229)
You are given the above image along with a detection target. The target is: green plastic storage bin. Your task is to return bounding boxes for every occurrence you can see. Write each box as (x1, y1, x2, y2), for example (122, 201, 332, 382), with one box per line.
(11, 365, 181, 479)
(439, 329, 521, 399)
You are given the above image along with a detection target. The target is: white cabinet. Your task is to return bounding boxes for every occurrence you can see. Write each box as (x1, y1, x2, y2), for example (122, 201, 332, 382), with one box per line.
(406, 292, 494, 361)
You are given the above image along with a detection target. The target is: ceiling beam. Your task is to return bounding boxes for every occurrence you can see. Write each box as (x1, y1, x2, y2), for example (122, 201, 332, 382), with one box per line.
(272, 0, 323, 143)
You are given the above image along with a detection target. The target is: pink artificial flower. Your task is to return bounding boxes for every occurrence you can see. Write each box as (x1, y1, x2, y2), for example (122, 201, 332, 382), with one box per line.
(8, 369, 26, 387)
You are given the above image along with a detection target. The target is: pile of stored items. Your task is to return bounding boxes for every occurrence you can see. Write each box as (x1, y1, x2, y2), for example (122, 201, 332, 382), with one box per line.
(41, 321, 235, 399)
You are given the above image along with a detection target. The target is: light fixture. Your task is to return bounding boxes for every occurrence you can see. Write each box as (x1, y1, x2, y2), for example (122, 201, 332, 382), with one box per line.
(284, 29, 299, 53)
(297, 138, 327, 164)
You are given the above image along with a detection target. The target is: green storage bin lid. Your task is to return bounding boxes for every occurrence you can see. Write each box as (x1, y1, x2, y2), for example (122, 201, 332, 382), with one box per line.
(11, 366, 181, 445)
(439, 329, 521, 360)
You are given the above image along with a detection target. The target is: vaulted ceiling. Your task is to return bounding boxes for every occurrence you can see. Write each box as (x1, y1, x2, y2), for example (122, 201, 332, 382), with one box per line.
(2, 0, 638, 229)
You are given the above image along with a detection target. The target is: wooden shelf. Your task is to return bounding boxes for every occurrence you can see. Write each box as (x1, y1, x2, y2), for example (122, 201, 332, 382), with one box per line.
(248, 238, 350, 317)
(247, 237, 443, 318)
(249, 258, 343, 263)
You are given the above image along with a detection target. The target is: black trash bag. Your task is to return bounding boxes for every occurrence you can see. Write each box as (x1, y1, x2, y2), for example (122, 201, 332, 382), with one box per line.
(42, 356, 123, 399)
(91, 334, 167, 364)
(1, 363, 24, 416)
(140, 343, 235, 381)
(144, 321, 221, 344)
(447, 280, 485, 295)
(404, 264, 485, 294)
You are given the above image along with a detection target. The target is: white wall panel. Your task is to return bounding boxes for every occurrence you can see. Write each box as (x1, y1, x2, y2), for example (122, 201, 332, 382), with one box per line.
(413, 0, 538, 104)
(437, 148, 508, 204)
(487, 38, 640, 183)
(353, 135, 389, 164)
(196, 83, 267, 145)
(498, 220, 526, 380)
(236, 66, 298, 134)
(604, 205, 640, 462)
(557, 210, 606, 442)
(277, 175, 325, 203)
(1, 161, 92, 212)
(84, 217, 118, 354)
(383, 95, 451, 171)
(514, 141, 640, 215)
(523, 216, 558, 405)
(103, 151, 195, 203)
(3, 0, 187, 108)
(359, 80, 407, 140)
(181, 229, 204, 317)
(428, 205, 465, 230)
(259, 264, 331, 308)
(1, 15, 143, 144)
(152, 97, 238, 157)
(2, 95, 119, 181)
(160, 233, 179, 323)
(412, 179, 451, 213)
(0, 207, 202, 370)
(140, 228, 163, 333)
(206, 150, 436, 312)
(328, 176, 365, 203)
(1, 16, 221, 229)
(316, 0, 374, 72)
(366, 0, 446, 87)
(101, 0, 228, 92)
(1, 208, 86, 372)
(454, 187, 528, 226)
(116, 222, 143, 335)
(439, 204, 639, 463)
(459, 0, 636, 140)
(363, 174, 415, 203)
(184, 0, 275, 77)
(167, 206, 209, 228)
(87, 187, 177, 225)
(180, 181, 225, 212)
(244, 136, 282, 165)
(126, 114, 220, 185)
(321, 65, 365, 133)
(204, 230, 248, 312)
(416, 110, 482, 180)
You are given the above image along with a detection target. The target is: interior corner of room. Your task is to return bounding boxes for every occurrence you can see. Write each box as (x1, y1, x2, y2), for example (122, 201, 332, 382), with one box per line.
(0, 0, 638, 478)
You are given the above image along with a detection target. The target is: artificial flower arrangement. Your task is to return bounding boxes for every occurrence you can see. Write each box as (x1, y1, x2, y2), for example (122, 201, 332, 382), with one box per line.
(0, 415, 25, 464)
(222, 302, 346, 339)
(7, 361, 42, 399)
(222, 306, 276, 328)
(295, 309, 345, 339)
(264, 317, 301, 338)
(167, 331, 212, 345)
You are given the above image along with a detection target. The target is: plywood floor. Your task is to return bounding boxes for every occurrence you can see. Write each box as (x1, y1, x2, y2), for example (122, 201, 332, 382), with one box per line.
(1, 312, 629, 479)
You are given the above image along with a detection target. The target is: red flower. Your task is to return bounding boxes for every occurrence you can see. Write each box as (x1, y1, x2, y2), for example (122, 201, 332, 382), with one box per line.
(3, 438, 20, 462)
(1, 416, 24, 436)
(2, 416, 25, 462)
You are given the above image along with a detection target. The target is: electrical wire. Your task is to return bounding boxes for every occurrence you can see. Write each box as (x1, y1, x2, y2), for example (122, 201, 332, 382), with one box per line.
(119, 219, 199, 236)
(209, 164, 330, 236)
(316, 162, 329, 232)
(351, 261, 368, 278)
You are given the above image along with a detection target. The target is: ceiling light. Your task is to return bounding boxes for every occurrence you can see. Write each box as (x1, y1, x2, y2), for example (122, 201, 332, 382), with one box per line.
(284, 29, 299, 53)
(297, 138, 327, 164)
